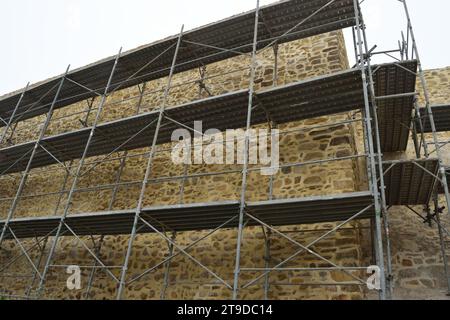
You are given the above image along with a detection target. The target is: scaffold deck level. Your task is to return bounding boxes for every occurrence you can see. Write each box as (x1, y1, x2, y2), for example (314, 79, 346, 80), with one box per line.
(383, 159, 439, 205)
(418, 104, 450, 133)
(0, 192, 374, 240)
(374, 60, 417, 152)
(0, 61, 417, 175)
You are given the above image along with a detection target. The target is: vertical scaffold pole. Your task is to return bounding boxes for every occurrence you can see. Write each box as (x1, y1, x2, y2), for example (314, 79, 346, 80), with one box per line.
(351, 27, 372, 203)
(116, 26, 184, 300)
(36, 49, 123, 299)
(262, 227, 271, 300)
(25, 237, 49, 299)
(0, 82, 30, 145)
(0, 66, 70, 248)
(161, 232, 176, 299)
(402, 0, 450, 215)
(414, 102, 429, 157)
(434, 195, 450, 295)
(352, 0, 387, 300)
(267, 44, 279, 201)
(403, 0, 450, 294)
(357, 1, 393, 299)
(233, 0, 260, 301)
(263, 41, 279, 299)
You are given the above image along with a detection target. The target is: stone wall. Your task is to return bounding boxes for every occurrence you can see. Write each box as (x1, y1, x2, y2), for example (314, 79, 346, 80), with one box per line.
(0, 30, 374, 300)
(2, 21, 450, 300)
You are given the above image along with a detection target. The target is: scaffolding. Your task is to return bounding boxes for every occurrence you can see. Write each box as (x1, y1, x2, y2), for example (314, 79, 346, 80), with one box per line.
(0, 0, 449, 300)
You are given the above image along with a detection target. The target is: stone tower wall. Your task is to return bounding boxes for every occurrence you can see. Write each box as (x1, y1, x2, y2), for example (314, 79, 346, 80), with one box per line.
(0, 30, 372, 300)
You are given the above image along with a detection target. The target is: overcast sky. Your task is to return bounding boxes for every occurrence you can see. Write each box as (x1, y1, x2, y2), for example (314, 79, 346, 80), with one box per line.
(1, 0, 449, 96)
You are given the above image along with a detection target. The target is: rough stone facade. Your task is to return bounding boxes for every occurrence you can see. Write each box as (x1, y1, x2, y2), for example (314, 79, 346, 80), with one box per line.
(0, 27, 449, 300)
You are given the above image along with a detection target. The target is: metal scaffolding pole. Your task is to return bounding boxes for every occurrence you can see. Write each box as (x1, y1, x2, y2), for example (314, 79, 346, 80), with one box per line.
(261, 41, 278, 300)
(24, 237, 49, 299)
(402, 0, 450, 214)
(411, 117, 421, 158)
(352, 0, 386, 300)
(161, 232, 176, 300)
(84, 236, 105, 299)
(351, 26, 373, 222)
(403, 0, 450, 295)
(232, 0, 260, 301)
(262, 227, 271, 300)
(0, 66, 70, 248)
(357, 1, 393, 299)
(267, 42, 279, 201)
(36, 49, 123, 299)
(116, 26, 184, 300)
(272, 43, 279, 87)
(434, 195, 450, 295)
(414, 101, 429, 157)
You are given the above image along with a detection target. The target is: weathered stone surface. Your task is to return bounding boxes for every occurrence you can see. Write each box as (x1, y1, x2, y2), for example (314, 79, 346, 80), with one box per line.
(0, 30, 368, 300)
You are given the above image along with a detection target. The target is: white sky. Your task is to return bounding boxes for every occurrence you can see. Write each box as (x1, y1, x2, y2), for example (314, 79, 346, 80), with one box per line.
(1, 0, 449, 96)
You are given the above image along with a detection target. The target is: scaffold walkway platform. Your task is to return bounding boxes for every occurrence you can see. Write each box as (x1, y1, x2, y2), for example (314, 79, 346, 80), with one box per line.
(383, 159, 439, 205)
(374, 61, 417, 152)
(0, 61, 417, 175)
(418, 104, 450, 133)
(0, 192, 375, 240)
